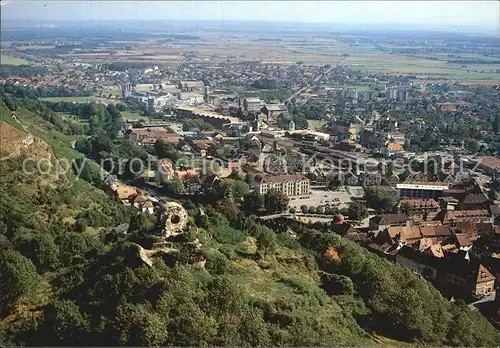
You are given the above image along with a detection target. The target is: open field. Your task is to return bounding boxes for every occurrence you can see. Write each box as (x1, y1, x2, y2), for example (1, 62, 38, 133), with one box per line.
(57, 112, 88, 125)
(96, 84, 121, 98)
(17, 45, 57, 50)
(456, 79, 500, 86)
(410, 77, 500, 86)
(1, 54, 31, 65)
(39, 96, 119, 105)
(120, 110, 144, 121)
(10, 30, 498, 84)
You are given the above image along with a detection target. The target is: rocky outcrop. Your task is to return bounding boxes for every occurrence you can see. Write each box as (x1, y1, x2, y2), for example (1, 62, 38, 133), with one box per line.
(158, 201, 188, 238)
(0, 121, 52, 162)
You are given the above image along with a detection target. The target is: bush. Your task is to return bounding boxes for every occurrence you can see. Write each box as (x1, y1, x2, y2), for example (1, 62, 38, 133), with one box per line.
(73, 218, 87, 233)
(0, 249, 40, 313)
(324, 207, 337, 215)
(256, 227, 277, 254)
(218, 244, 238, 260)
(205, 251, 231, 275)
(212, 226, 246, 245)
(321, 273, 354, 296)
(300, 205, 308, 213)
(276, 233, 301, 249)
(279, 276, 328, 306)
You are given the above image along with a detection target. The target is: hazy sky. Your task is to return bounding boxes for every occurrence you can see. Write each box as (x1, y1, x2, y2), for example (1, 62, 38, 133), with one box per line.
(2, 1, 499, 28)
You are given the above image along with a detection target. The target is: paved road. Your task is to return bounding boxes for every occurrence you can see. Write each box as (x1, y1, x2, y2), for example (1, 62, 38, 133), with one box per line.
(468, 292, 496, 310)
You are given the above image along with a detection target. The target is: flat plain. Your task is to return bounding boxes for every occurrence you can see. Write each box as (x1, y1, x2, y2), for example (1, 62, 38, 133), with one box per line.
(4, 27, 499, 85)
(0, 54, 31, 65)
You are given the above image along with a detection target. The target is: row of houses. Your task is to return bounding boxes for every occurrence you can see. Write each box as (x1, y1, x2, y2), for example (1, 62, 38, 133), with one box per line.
(368, 213, 498, 300)
(104, 177, 157, 214)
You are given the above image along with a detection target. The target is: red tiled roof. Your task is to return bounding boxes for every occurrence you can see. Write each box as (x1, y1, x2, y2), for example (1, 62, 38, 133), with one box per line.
(256, 174, 308, 183)
(476, 156, 500, 170)
(387, 143, 403, 152)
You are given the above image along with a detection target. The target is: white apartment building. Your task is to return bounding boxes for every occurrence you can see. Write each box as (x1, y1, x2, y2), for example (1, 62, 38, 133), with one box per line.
(255, 174, 310, 197)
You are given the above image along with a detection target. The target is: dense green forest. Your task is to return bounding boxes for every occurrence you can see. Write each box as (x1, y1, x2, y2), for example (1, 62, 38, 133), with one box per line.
(0, 83, 92, 99)
(0, 65, 48, 78)
(1, 95, 499, 346)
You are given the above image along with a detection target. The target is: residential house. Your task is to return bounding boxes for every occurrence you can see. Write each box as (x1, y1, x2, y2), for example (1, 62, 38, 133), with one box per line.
(220, 136, 241, 146)
(442, 262, 495, 298)
(262, 144, 273, 153)
(130, 194, 155, 214)
(441, 233, 476, 253)
(156, 159, 175, 184)
(243, 97, 263, 113)
(474, 222, 499, 235)
(400, 199, 439, 215)
(439, 196, 460, 211)
(191, 139, 215, 157)
(114, 184, 138, 204)
(130, 128, 181, 146)
(444, 209, 492, 224)
(103, 174, 118, 191)
(138, 201, 155, 214)
(460, 193, 490, 211)
(369, 214, 415, 231)
(216, 161, 241, 179)
(420, 225, 452, 240)
(376, 226, 423, 245)
(327, 171, 358, 186)
(176, 168, 198, 182)
(359, 129, 385, 149)
(261, 104, 288, 123)
(201, 174, 220, 193)
(242, 134, 261, 148)
(490, 204, 500, 224)
(436, 102, 471, 112)
(380, 143, 404, 157)
(474, 156, 500, 175)
(328, 121, 359, 141)
(333, 139, 357, 151)
(385, 173, 401, 186)
(387, 131, 406, 145)
(178, 80, 205, 92)
(344, 171, 359, 186)
(362, 172, 382, 186)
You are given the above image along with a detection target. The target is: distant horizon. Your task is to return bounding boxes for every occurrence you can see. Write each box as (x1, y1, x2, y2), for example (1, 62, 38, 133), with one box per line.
(2, 19, 499, 35)
(1, 1, 499, 33)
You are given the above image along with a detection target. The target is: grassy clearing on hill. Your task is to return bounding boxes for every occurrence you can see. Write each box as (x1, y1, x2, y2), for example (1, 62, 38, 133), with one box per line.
(0, 103, 83, 160)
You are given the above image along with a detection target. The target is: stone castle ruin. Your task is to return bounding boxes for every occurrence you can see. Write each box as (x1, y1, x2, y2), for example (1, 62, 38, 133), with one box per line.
(158, 201, 188, 238)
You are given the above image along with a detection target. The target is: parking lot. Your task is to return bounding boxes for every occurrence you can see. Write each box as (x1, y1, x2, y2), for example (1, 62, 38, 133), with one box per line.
(289, 188, 353, 210)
